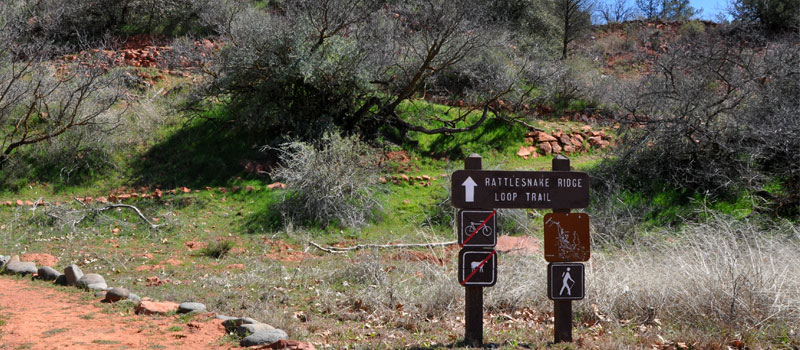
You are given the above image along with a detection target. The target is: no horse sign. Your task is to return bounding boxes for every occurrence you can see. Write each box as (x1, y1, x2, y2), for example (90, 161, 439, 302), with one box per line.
(458, 249, 497, 287)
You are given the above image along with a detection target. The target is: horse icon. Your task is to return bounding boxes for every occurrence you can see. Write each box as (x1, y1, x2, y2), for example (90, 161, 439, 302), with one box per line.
(470, 261, 484, 273)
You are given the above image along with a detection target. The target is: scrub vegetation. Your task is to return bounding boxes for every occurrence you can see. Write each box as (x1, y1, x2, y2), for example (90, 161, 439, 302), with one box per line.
(1, 0, 799, 349)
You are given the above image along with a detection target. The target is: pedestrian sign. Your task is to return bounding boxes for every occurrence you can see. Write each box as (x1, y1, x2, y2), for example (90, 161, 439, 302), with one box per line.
(458, 210, 497, 247)
(547, 262, 584, 300)
(458, 249, 497, 287)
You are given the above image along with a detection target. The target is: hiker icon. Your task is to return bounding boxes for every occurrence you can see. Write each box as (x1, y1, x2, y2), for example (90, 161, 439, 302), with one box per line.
(559, 267, 575, 296)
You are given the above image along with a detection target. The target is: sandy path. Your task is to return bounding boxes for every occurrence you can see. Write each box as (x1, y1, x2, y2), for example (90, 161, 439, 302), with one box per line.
(0, 276, 234, 350)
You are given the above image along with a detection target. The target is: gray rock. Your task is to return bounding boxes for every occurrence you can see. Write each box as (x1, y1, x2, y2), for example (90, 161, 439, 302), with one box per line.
(54, 274, 68, 286)
(222, 317, 261, 332)
(36, 266, 62, 281)
(86, 282, 108, 291)
(5, 261, 37, 276)
(95, 291, 107, 298)
(239, 329, 288, 347)
(177, 302, 206, 314)
(105, 287, 130, 303)
(128, 293, 141, 303)
(64, 264, 83, 286)
(235, 323, 275, 337)
(76, 273, 105, 289)
(216, 314, 236, 321)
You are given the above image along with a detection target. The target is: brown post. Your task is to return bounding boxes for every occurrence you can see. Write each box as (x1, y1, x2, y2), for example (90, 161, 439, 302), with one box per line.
(552, 155, 573, 343)
(464, 154, 483, 347)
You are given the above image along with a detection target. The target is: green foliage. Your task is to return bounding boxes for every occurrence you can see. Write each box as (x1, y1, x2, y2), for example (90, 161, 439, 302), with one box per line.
(731, 0, 800, 33)
(133, 106, 268, 188)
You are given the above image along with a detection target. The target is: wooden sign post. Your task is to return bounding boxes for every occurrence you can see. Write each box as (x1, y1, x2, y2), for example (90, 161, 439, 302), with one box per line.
(452, 154, 590, 346)
(463, 154, 484, 347)
(552, 155, 573, 343)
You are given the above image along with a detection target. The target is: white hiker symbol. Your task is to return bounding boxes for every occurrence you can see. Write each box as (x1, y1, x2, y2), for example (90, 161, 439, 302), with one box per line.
(559, 267, 574, 295)
(462, 176, 477, 202)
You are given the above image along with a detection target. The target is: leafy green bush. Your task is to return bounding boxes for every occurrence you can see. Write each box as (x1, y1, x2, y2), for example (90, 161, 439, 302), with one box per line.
(270, 132, 384, 228)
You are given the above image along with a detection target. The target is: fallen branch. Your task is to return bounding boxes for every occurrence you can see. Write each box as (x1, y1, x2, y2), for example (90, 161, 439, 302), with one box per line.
(95, 204, 164, 230)
(309, 240, 457, 254)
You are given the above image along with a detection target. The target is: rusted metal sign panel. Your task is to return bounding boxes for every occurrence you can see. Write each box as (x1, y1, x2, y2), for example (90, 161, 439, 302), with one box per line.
(451, 170, 589, 209)
(543, 213, 590, 262)
(458, 210, 497, 247)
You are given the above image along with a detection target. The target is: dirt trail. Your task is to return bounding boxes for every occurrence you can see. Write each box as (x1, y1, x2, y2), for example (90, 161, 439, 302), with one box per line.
(0, 277, 233, 350)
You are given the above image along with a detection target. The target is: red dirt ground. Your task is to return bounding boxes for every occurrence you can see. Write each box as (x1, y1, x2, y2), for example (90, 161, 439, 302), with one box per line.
(495, 235, 540, 256)
(0, 277, 233, 349)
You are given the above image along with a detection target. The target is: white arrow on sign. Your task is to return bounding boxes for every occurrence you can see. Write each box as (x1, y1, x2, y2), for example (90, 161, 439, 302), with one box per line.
(462, 176, 477, 202)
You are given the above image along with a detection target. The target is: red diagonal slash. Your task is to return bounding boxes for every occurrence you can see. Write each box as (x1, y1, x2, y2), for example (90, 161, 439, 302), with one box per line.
(461, 250, 496, 286)
(460, 210, 496, 248)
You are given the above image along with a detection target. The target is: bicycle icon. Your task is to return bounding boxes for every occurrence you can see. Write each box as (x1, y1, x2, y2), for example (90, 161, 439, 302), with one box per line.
(465, 221, 493, 237)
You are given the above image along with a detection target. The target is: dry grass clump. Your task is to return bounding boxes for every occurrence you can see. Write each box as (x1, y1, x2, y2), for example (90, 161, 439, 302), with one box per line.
(270, 132, 384, 228)
(586, 215, 800, 335)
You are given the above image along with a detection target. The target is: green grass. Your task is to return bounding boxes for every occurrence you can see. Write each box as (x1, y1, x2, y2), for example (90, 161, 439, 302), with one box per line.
(91, 339, 120, 345)
(42, 328, 69, 337)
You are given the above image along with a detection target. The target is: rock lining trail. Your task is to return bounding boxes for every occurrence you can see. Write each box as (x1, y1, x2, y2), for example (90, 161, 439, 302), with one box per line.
(0, 276, 233, 350)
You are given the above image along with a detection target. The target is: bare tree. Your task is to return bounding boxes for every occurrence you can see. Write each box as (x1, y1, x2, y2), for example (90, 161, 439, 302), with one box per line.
(554, 0, 595, 59)
(596, 0, 635, 24)
(0, 33, 124, 169)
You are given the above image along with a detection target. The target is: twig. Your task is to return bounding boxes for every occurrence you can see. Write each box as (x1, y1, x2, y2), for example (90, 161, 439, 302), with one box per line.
(95, 204, 164, 230)
(309, 240, 457, 254)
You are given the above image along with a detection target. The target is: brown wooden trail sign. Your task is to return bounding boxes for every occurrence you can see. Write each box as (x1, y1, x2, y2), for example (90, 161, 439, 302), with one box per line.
(450, 170, 589, 209)
(544, 213, 590, 262)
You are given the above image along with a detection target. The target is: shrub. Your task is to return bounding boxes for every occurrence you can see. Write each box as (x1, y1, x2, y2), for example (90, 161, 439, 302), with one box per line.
(193, 0, 536, 145)
(594, 26, 800, 217)
(269, 132, 384, 228)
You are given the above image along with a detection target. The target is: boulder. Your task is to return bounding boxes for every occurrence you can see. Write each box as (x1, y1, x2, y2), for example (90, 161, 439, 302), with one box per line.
(236, 323, 276, 337)
(550, 141, 562, 154)
(535, 131, 557, 142)
(64, 264, 84, 286)
(54, 275, 68, 286)
(265, 340, 317, 350)
(240, 329, 288, 347)
(135, 300, 179, 315)
(222, 317, 261, 332)
(36, 266, 62, 281)
(128, 293, 141, 303)
(105, 287, 130, 303)
(77, 274, 106, 290)
(177, 302, 206, 314)
(5, 261, 37, 276)
(216, 314, 237, 321)
(538, 142, 552, 155)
